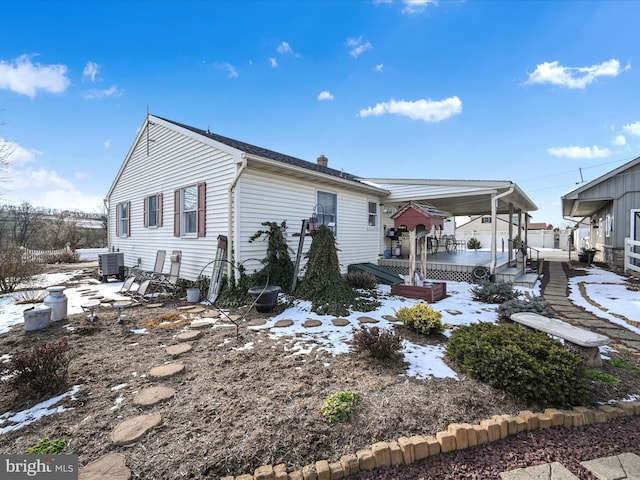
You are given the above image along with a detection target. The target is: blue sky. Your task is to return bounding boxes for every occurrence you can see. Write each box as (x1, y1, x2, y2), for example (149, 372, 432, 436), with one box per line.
(1, 0, 639, 228)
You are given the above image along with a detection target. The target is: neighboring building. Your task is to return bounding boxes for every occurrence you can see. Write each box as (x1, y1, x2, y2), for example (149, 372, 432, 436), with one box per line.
(562, 155, 640, 271)
(106, 115, 538, 281)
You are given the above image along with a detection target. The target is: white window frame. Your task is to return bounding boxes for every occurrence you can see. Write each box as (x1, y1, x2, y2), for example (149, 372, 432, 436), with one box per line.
(317, 190, 337, 235)
(147, 194, 159, 228)
(117, 202, 129, 237)
(181, 185, 198, 236)
(367, 201, 378, 228)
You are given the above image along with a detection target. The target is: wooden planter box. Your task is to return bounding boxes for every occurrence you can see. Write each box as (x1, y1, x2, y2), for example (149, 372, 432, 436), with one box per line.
(391, 282, 447, 302)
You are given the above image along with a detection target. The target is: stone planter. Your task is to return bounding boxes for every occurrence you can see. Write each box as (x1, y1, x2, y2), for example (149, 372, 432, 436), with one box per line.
(24, 306, 52, 331)
(391, 282, 447, 302)
(248, 286, 281, 313)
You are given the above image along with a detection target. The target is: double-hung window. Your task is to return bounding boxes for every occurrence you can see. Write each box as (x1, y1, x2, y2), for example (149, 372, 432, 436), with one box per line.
(144, 193, 163, 228)
(174, 183, 206, 237)
(317, 190, 337, 235)
(367, 201, 378, 227)
(116, 201, 130, 237)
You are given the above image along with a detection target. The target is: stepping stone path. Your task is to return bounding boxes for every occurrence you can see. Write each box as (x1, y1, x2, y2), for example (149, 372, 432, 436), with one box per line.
(145, 303, 164, 309)
(134, 386, 176, 407)
(358, 316, 379, 324)
(382, 315, 399, 322)
(110, 414, 162, 446)
(332, 318, 351, 326)
(246, 319, 267, 327)
(80, 313, 211, 479)
(303, 319, 323, 328)
(166, 343, 192, 356)
(79, 453, 131, 480)
(273, 319, 293, 328)
(148, 362, 185, 379)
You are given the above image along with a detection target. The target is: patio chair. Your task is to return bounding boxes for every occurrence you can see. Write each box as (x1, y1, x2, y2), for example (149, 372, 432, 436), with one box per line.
(152, 250, 182, 293)
(117, 275, 137, 295)
(134, 250, 166, 279)
(128, 278, 154, 303)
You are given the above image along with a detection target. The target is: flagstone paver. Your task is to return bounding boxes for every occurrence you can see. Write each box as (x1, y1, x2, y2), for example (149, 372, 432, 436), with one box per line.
(581, 453, 640, 480)
(273, 319, 294, 328)
(382, 315, 399, 322)
(148, 362, 185, 379)
(358, 316, 379, 324)
(79, 453, 131, 480)
(166, 343, 192, 356)
(201, 310, 221, 318)
(133, 386, 176, 407)
(500, 462, 578, 480)
(246, 319, 267, 327)
(111, 414, 162, 446)
(176, 330, 202, 341)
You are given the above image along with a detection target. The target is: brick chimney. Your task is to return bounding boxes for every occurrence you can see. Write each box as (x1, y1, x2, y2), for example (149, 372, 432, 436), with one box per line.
(317, 154, 328, 167)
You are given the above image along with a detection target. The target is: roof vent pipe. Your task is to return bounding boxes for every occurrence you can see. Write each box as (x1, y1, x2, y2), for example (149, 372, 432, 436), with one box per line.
(317, 155, 328, 167)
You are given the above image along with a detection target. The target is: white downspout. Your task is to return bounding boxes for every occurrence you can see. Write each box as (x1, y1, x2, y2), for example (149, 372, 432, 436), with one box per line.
(490, 184, 515, 275)
(227, 153, 247, 279)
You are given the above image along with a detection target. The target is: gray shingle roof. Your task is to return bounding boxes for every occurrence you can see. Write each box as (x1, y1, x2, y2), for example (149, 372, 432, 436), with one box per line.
(158, 116, 361, 183)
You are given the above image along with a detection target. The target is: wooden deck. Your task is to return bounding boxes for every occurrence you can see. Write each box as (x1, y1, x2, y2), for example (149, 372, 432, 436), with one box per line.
(378, 250, 539, 286)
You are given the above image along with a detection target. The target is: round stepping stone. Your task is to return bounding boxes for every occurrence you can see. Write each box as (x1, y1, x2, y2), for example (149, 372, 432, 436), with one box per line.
(148, 362, 184, 379)
(111, 414, 162, 446)
(145, 303, 164, 309)
(382, 315, 399, 322)
(177, 305, 196, 311)
(89, 295, 104, 300)
(176, 330, 202, 341)
(273, 319, 293, 328)
(358, 316, 379, 324)
(227, 314, 241, 322)
(246, 319, 266, 327)
(133, 386, 176, 407)
(189, 306, 205, 314)
(190, 319, 215, 329)
(445, 309, 463, 316)
(166, 343, 192, 356)
(79, 453, 131, 480)
(201, 310, 220, 318)
(303, 319, 322, 328)
(332, 318, 350, 327)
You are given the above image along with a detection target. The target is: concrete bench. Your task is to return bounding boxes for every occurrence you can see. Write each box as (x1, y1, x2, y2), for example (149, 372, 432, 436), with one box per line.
(510, 312, 610, 367)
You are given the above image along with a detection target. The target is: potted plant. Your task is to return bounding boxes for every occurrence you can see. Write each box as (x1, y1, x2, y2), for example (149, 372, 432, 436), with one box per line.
(248, 285, 281, 313)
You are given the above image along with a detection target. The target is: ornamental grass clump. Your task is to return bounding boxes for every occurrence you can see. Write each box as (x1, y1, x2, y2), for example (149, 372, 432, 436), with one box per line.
(395, 303, 446, 335)
(320, 391, 360, 422)
(447, 322, 590, 406)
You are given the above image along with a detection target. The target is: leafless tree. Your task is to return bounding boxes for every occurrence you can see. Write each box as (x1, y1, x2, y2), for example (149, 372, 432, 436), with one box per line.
(11, 203, 44, 247)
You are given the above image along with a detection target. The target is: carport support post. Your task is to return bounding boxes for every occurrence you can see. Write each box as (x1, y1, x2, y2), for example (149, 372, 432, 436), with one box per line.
(491, 185, 515, 276)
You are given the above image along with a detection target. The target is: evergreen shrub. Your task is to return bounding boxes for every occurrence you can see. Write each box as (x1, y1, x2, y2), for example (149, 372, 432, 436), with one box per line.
(471, 280, 521, 304)
(497, 296, 553, 322)
(320, 391, 359, 422)
(447, 322, 590, 406)
(396, 303, 446, 335)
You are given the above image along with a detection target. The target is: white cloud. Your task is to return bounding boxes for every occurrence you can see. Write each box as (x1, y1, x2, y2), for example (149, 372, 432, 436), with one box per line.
(277, 41, 294, 55)
(358, 96, 462, 123)
(0, 138, 38, 165)
(346, 37, 373, 58)
(526, 59, 630, 89)
(269, 57, 278, 68)
(375, 63, 384, 72)
(547, 145, 612, 159)
(216, 62, 238, 78)
(623, 121, 640, 136)
(401, 0, 437, 15)
(84, 85, 122, 100)
(317, 91, 334, 101)
(41, 189, 104, 212)
(0, 54, 70, 98)
(611, 135, 627, 146)
(104, 140, 111, 149)
(83, 61, 100, 81)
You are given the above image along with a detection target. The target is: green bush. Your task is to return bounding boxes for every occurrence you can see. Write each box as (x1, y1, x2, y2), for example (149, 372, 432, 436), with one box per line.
(396, 303, 446, 335)
(447, 322, 590, 406)
(352, 325, 403, 360)
(471, 280, 521, 304)
(249, 221, 295, 290)
(26, 438, 66, 455)
(345, 271, 378, 290)
(467, 237, 481, 250)
(321, 391, 359, 422)
(497, 296, 553, 322)
(4, 338, 72, 399)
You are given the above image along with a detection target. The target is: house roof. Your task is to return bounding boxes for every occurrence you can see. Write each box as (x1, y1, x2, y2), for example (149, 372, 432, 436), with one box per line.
(561, 155, 640, 217)
(157, 116, 364, 184)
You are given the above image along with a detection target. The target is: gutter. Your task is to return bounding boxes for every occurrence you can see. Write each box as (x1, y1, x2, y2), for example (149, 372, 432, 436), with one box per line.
(227, 153, 248, 278)
(490, 184, 515, 274)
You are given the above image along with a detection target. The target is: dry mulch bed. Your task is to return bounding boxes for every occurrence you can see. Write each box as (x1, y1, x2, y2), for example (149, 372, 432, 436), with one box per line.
(0, 263, 639, 479)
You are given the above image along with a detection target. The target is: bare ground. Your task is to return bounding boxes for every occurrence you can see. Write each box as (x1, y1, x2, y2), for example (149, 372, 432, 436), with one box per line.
(1, 264, 640, 479)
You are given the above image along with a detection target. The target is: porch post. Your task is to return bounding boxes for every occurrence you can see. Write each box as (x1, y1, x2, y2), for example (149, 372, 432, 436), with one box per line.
(409, 228, 417, 285)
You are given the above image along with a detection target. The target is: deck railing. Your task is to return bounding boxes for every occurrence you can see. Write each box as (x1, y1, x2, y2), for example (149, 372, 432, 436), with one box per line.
(624, 238, 640, 275)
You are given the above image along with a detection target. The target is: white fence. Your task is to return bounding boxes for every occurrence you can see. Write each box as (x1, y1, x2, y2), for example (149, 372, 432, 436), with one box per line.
(455, 231, 572, 252)
(22, 248, 69, 263)
(624, 238, 640, 275)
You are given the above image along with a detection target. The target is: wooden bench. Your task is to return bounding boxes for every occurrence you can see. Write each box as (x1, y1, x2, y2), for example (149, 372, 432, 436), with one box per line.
(510, 312, 610, 367)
